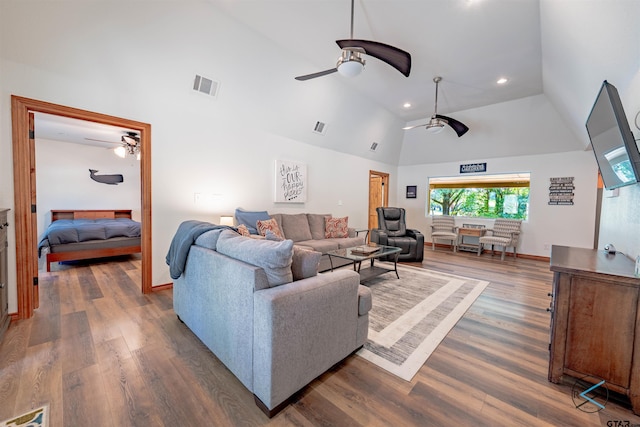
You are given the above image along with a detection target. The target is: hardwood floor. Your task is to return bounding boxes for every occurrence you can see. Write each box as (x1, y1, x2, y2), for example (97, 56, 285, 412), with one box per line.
(2, 250, 640, 426)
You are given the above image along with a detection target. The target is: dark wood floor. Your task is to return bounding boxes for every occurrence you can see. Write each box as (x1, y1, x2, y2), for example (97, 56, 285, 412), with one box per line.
(2, 250, 640, 426)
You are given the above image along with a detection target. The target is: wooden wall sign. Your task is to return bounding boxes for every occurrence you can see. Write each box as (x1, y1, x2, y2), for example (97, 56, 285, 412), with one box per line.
(549, 177, 574, 205)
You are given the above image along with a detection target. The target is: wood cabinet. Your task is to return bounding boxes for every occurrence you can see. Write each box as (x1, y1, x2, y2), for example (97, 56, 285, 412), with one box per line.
(549, 245, 640, 414)
(0, 209, 9, 342)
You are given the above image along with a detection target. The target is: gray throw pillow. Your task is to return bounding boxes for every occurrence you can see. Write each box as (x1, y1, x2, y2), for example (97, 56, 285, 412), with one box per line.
(265, 230, 284, 241)
(216, 230, 294, 287)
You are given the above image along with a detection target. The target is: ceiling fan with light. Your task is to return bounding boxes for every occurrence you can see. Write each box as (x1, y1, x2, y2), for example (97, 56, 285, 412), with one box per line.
(295, 0, 411, 81)
(403, 77, 469, 137)
(85, 131, 140, 159)
(115, 132, 141, 159)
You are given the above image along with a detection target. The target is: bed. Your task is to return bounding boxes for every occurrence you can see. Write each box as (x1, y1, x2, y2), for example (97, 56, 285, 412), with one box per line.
(38, 209, 142, 272)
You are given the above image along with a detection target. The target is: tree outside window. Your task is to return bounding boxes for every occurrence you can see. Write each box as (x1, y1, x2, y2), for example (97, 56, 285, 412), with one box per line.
(428, 174, 530, 220)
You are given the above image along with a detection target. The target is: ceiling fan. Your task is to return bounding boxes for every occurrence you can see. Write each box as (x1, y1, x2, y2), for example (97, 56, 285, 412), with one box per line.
(116, 132, 141, 158)
(403, 77, 469, 137)
(85, 131, 140, 158)
(295, 0, 411, 81)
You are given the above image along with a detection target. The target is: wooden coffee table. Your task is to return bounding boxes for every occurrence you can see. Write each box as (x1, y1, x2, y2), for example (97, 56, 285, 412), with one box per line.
(327, 243, 401, 283)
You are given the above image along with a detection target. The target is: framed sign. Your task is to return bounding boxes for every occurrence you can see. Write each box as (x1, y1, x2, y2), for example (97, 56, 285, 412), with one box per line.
(406, 185, 417, 199)
(275, 160, 307, 203)
(460, 162, 487, 174)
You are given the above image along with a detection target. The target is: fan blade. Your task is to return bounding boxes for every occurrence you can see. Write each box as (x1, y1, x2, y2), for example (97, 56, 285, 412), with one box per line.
(402, 124, 427, 130)
(295, 68, 338, 81)
(336, 39, 411, 77)
(84, 137, 120, 144)
(435, 114, 469, 137)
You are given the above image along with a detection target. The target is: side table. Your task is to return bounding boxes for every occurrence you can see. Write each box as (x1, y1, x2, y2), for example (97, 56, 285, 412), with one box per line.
(457, 225, 486, 253)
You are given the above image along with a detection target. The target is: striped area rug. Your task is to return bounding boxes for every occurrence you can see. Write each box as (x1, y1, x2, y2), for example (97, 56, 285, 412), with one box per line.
(357, 264, 489, 381)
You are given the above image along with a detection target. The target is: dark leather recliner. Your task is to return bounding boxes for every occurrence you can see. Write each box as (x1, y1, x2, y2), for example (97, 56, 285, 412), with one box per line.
(370, 207, 424, 262)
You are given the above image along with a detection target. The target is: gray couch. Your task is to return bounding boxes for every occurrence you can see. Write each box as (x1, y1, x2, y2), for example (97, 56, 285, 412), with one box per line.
(173, 229, 371, 416)
(269, 213, 365, 271)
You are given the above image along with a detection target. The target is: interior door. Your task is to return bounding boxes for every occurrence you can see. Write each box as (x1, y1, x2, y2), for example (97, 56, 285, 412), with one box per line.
(368, 171, 389, 234)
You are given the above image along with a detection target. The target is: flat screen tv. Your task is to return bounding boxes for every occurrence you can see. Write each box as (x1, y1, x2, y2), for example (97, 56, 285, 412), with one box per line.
(586, 80, 640, 189)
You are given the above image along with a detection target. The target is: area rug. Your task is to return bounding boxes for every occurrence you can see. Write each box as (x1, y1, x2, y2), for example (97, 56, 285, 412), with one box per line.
(0, 405, 48, 427)
(357, 264, 489, 381)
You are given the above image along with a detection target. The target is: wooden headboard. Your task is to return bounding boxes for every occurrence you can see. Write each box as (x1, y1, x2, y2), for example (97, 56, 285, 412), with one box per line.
(51, 209, 133, 221)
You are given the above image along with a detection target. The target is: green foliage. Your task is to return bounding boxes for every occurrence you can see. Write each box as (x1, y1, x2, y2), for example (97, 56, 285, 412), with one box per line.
(429, 187, 529, 219)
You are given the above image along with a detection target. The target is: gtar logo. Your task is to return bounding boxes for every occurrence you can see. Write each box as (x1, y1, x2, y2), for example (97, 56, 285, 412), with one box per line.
(571, 376, 608, 413)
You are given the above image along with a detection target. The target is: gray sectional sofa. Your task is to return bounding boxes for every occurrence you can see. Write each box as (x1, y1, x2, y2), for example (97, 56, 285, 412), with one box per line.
(172, 229, 371, 416)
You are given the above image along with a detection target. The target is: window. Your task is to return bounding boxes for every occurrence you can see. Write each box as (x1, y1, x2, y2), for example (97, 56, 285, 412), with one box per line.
(428, 173, 530, 220)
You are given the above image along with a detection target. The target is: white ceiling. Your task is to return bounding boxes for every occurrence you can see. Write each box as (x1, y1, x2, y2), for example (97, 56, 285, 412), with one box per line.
(211, 0, 543, 122)
(34, 112, 137, 148)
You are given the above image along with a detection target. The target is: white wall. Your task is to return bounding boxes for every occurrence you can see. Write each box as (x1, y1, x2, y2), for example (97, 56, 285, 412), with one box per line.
(599, 180, 640, 260)
(397, 150, 599, 257)
(35, 138, 141, 238)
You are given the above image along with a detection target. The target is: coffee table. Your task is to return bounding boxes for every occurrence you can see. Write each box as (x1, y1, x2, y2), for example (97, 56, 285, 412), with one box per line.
(326, 243, 401, 283)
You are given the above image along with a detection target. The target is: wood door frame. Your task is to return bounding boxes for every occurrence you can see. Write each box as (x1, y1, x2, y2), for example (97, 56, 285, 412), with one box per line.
(11, 95, 153, 320)
(368, 170, 390, 231)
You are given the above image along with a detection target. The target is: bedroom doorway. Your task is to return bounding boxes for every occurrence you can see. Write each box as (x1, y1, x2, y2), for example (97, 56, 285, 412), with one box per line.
(11, 95, 152, 320)
(368, 170, 389, 234)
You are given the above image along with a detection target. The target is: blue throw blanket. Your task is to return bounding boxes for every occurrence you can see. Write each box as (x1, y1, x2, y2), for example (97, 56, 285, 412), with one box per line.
(166, 220, 234, 279)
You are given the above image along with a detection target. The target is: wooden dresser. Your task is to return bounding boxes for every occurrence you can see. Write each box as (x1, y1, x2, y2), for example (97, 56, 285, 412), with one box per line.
(549, 245, 640, 414)
(0, 209, 9, 342)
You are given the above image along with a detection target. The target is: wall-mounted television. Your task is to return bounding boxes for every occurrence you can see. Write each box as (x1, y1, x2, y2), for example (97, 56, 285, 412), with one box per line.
(586, 80, 640, 190)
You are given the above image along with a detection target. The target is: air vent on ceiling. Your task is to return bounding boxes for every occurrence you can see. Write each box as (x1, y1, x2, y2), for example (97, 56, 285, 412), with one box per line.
(370, 142, 379, 152)
(193, 74, 219, 97)
(312, 121, 327, 135)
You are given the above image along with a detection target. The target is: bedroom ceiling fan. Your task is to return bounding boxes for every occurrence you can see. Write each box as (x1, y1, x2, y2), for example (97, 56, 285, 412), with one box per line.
(85, 131, 140, 159)
(403, 77, 469, 137)
(116, 132, 141, 159)
(294, 0, 411, 81)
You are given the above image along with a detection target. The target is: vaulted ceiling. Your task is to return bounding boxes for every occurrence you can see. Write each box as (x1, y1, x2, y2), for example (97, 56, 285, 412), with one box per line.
(33, 0, 640, 166)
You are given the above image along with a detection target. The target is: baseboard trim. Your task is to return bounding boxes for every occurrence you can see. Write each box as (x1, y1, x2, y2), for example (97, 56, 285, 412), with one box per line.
(425, 243, 550, 262)
(152, 283, 173, 291)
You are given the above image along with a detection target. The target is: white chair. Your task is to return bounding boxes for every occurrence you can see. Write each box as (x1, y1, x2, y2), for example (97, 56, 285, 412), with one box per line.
(430, 215, 458, 252)
(477, 219, 522, 260)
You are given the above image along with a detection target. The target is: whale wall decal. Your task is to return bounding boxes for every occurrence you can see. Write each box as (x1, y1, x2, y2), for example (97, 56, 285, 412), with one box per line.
(89, 169, 123, 185)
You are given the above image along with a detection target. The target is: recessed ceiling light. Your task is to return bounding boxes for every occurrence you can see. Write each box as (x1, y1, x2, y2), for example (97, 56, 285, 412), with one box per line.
(403, 102, 412, 108)
(497, 77, 508, 85)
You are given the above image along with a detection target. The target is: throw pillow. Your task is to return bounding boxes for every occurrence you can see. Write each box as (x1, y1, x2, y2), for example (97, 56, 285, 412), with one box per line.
(216, 230, 294, 287)
(307, 213, 331, 240)
(291, 246, 322, 281)
(257, 218, 285, 239)
(235, 208, 271, 235)
(265, 230, 284, 241)
(236, 224, 250, 237)
(325, 216, 349, 238)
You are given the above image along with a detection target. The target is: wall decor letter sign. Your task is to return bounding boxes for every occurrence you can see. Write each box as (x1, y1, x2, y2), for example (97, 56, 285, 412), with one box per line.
(275, 160, 307, 203)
